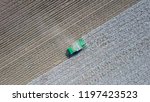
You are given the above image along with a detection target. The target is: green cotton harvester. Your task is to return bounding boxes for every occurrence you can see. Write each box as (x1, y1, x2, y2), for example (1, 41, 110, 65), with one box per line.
(66, 38, 86, 58)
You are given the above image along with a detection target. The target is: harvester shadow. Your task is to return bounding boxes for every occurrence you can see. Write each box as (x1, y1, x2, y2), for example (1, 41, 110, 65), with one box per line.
(65, 49, 82, 58)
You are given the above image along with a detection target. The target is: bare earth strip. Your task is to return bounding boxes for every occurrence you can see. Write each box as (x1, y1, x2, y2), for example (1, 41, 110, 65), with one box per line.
(0, 0, 139, 84)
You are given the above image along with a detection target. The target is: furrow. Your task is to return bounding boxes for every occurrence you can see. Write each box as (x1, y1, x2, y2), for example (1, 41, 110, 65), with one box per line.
(0, 0, 90, 58)
(0, 0, 103, 67)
